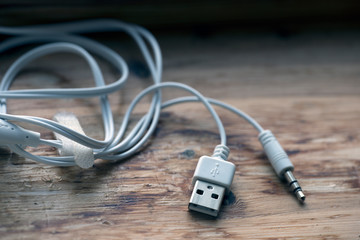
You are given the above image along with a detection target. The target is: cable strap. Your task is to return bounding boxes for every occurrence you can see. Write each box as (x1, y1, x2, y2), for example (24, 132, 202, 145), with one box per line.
(53, 112, 94, 168)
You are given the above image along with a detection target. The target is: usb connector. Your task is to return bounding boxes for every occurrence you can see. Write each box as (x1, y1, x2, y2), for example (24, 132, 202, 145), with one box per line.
(189, 180, 226, 217)
(188, 145, 235, 217)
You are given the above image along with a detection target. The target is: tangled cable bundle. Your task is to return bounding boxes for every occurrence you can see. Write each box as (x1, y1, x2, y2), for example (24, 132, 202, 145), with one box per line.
(0, 19, 263, 167)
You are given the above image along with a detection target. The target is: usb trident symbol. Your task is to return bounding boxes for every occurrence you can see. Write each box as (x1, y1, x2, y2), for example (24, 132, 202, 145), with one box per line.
(210, 163, 220, 177)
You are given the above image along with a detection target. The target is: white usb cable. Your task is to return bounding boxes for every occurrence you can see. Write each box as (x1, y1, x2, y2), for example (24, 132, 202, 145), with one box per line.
(0, 19, 305, 217)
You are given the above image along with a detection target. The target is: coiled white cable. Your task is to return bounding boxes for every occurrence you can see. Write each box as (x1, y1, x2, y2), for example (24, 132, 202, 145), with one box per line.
(0, 19, 263, 167)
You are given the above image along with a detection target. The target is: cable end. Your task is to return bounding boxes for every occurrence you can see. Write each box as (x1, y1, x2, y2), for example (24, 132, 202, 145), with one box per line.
(284, 170, 306, 203)
(189, 150, 235, 217)
(295, 189, 306, 202)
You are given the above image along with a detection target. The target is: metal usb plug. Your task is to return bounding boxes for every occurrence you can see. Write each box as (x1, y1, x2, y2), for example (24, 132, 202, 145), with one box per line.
(188, 180, 226, 217)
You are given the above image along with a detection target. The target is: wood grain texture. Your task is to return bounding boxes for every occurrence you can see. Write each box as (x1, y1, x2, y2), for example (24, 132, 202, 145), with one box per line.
(0, 30, 359, 239)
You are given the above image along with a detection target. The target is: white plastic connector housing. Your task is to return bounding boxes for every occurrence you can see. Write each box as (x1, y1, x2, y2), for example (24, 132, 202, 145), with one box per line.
(192, 156, 236, 192)
(258, 130, 294, 178)
(0, 119, 40, 147)
(189, 155, 236, 217)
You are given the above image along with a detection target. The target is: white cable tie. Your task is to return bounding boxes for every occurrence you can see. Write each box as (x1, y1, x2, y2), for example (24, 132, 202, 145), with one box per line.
(53, 112, 94, 168)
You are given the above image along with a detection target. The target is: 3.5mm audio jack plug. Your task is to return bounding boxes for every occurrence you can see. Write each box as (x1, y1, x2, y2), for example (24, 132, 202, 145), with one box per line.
(259, 130, 306, 203)
(284, 170, 305, 202)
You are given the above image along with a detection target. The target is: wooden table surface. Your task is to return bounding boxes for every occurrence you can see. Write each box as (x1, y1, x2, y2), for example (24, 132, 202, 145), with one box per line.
(0, 30, 359, 239)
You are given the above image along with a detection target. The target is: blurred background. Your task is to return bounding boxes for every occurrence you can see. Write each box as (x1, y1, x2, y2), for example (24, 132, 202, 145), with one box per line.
(1, 0, 360, 34)
(0, 1, 359, 98)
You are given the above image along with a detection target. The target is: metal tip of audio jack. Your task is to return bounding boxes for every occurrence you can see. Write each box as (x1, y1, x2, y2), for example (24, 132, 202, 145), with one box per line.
(284, 170, 306, 203)
(295, 189, 306, 202)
